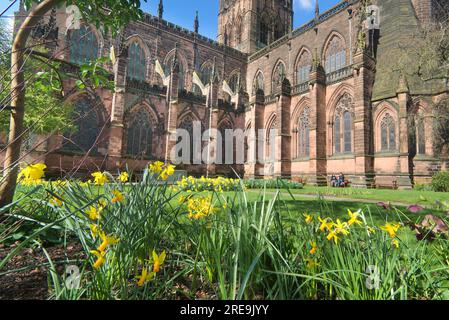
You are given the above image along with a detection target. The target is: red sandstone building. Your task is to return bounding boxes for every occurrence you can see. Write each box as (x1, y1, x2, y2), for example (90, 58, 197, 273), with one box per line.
(6, 0, 449, 188)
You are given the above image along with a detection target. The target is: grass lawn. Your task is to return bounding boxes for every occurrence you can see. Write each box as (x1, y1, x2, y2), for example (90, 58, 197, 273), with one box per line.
(261, 186, 448, 206)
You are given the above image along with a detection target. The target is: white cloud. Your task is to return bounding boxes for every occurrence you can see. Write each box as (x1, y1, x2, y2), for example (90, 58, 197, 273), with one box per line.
(295, 0, 314, 10)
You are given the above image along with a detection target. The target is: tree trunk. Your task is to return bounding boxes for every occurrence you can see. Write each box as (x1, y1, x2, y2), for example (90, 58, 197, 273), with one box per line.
(0, 0, 65, 210)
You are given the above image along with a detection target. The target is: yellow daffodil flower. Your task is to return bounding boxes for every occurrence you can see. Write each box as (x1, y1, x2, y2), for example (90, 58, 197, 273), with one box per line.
(87, 206, 101, 221)
(90, 224, 99, 238)
(318, 217, 333, 232)
(119, 172, 129, 183)
(149, 161, 164, 174)
(347, 209, 363, 226)
(91, 172, 108, 186)
(152, 250, 166, 273)
(309, 241, 317, 255)
(334, 219, 350, 235)
(327, 230, 340, 244)
(18, 163, 47, 185)
(111, 189, 125, 204)
(90, 250, 106, 269)
(136, 267, 155, 287)
(97, 232, 120, 252)
(304, 214, 313, 224)
(380, 222, 401, 238)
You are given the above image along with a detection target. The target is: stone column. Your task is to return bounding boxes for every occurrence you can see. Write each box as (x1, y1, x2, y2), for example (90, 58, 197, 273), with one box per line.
(352, 50, 376, 188)
(273, 79, 291, 179)
(245, 89, 265, 179)
(308, 63, 327, 185)
(164, 63, 180, 163)
(107, 49, 127, 169)
(396, 75, 413, 189)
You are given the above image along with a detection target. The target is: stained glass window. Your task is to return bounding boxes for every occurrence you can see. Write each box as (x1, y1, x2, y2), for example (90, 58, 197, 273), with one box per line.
(380, 113, 397, 151)
(253, 71, 264, 95)
(272, 62, 286, 93)
(417, 117, 426, 155)
(69, 25, 98, 65)
(324, 36, 346, 73)
(333, 93, 353, 154)
(63, 97, 99, 154)
(298, 107, 310, 158)
(127, 42, 146, 81)
(126, 109, 153, 158)
(296, 51, 311, 84)
(334, 116, 341, 154)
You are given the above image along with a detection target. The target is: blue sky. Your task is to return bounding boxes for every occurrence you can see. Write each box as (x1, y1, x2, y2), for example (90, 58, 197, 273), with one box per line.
(1, 0, 340, 40)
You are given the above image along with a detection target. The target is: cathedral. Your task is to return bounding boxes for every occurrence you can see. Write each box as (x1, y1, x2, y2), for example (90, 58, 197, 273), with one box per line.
(9, 0, 449, 188)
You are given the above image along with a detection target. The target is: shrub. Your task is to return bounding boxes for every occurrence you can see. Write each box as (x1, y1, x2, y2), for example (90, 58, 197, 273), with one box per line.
(431, 171, 449, 192)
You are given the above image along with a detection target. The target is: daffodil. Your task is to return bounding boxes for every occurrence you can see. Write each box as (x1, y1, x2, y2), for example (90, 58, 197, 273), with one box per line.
(149, 161, 164, 174)
(90, 224, 99, 238)
(304, 214, 313, 224)
(111, 189, 125, 204)
(380, 222, 401, 238)
(86, 206, 101, 221)
(90, 250, 106, 269)
(97, 231, 120, 252)
(318, 217, 333, 232)
(92, 172, 108, 186)
(18, 163, 47, 185)
(152, 250, 166, 273)
(160, 164, 176, 181)
(136, 267, 155, 287)
(326, 230, 340, 244)
(309, 241, 317, 255)
(334, 219, 350, 235)
(49, 195, 63, 207)
(347, 209, 363, 226)
(119, 172, 129, 183)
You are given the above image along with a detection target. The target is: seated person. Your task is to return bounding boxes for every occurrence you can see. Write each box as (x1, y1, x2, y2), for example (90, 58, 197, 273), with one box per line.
(337, 173, 345, 187)
(330, 175, 337, 187)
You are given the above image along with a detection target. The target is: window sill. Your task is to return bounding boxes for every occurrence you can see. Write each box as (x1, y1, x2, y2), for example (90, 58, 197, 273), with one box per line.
(328, 153, 354, 160)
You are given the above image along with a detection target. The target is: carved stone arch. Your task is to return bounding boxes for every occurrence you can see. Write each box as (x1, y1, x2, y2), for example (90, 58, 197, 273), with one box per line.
(271, 59, 287, 93)
(125, 35, 151, 59)
(321, 30, 347, 60)
(321, 30, 347, 73)
(327, 90, 355, 155)
(294, 47, 312, 85)
(326, 83, 354, 121)
(292, 97, 311, 130)
(125, 100, 159, 128)
(163, 48, 187, 88)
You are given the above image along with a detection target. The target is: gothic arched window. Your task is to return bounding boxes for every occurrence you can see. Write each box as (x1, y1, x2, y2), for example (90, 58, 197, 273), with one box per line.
(272, 62, 286, 93)
(259, 15, 271, 46)
(63, 97, 100, 154)
(69, 25, 98, 65)
(253, 71, 264, 95)
(333, 93, 353, 154)
(297, 107, 310, 158)
(266, 116, 277, 160)
(296, 51, 312, 84)
(127, 42, 146, 82)
(417, 117, 426, 155)
(126, 109, 153, 158)
(324, 35, 346, 74)
(380, 113, 397, 151)
(178, 117, 195, 163)
(200, 64, 213, 85)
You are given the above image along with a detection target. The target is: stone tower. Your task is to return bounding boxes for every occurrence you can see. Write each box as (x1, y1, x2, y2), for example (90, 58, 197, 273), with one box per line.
(218, 0, 293, 54)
